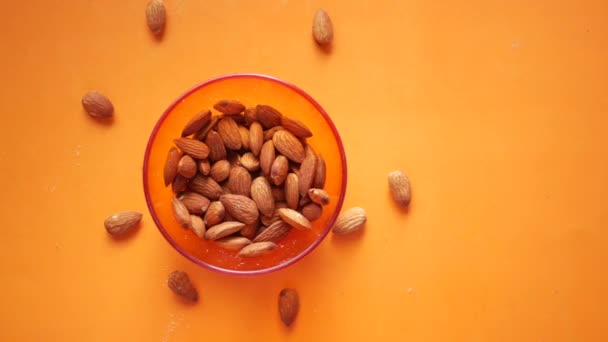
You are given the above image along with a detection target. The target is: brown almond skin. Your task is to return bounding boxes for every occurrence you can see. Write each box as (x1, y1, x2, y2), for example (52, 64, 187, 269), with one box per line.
(278, 208, 312, 230)
(301, 203, 323, 221)
(281, 116, 313, 138)
(172, 198, 191, 228)
(238, 125, 250, 150)
(240, 152, 260, 172)
(260, 140, 276, 177)
(278, 288, 299, 326)
(210, 160, 231, 182)
(182, 110, 211, 137)
(308, 188, 330, 205)
(104, 211, 142, 236)
(273, 130, 306, 163)
(179, 192, 210, 215)
(216, 236, 251, 250)
(172, 175, 189, 194)
(205, 130, 227, 162)
(177, 155, 197, 179)
(312, 8, 333, 45)
(82, 91, 114, 117)
(189, 175, 223, 200)
(313, 155, 326, 189)
(284, 173, 299, 210)
(238, 241, 277, 257)
(217, 117, 242, 150)
(388, 170, 411, 206)
(249, 121, 264, 156)
(195, 116, 220, 141)
(190, 215, 206, 238)
(272, 186, 286, 202)
(251, 177, 275, 217)
(260, 202, 287, 227)
(167, 271, 198, 302)
(204, 201, 225, 226)
(332, 207, 367, 235)
(264, 126, 284, 142)
(244, 107, 258, 125)
(298, 151, 317, 196)
(270, 155, 289, 186)
(164, 147, 182, 186)
(240, 219, 259, 240)
(198, 159, 211, 175)
(255, 104, 283, 128)
(227, 166, 252, 197)
(174, 138, 210, 159)
(146, 0, 166, 36)
(204, 221, 246, 240)
(254, 220, 291, 243)
(299, 195, 312, 208)
(214, 99, 245, 115)
(220, 194, 259, 224)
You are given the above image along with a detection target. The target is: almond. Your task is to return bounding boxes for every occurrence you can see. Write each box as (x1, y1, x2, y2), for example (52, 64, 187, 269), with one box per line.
(249, 121, 264, 157)
(240, 219, 259, 239)
(270, 155, 289, 186)
(220, 194, 259, 224)
(255, 104, 283, 128)
(217, 117, 242, 150)
(264, 126, 284, 141)
(244, 107, 258, 125)
(284, 173, 299, 210)
(227, 166, 252, 197)
(313, 155, 326, 189)
(195, 116, 219, 140)
(172, 175, 189, 193)
(240, 152, 260, 172)
(177, 155, 197, 179)
(227, 150, 241, 166)
(164, 147, 181, 186)
(388, 170, 411, 206)
(210, 160, 231, 182)
(251, 177, 275, 217)
(82, 91, 114, 117)
(308, 188, 330, 205)
(215, 236, 251, 250)
(167, 271, 198, 302)
(171, 198, 191, 228)
(205, 130, 227, 162)
(299, 195, 312, 207)
(238, 241, 277, 257)
(260, 140, 276, 177)
(146, 0, 166, 36)
(190, 215, 206, 238)
(254, 220, 291, 243)
(312, 8, 333, 45)
(204, 221, 245, 240)
(298, 151, 317, 196)
(281, 116, 312, 138)
(198, 159, 211, 175)
(179, 192, 210, 215)
(272, 186, 286, 202)
(189, 175, 222, 200)
(301, 203, 322, 221)
(260, 202, 287, 227)
(238, 125, 250, 150)
(273, 130, 305, 163)
(332, 207, 366, 235)
(278, 208, 311, 230)
(174, 138, 210, 159)
(214, 99, 245, 115)
(104, 211, 142, 236)
(182, 110, 211, 137)
(204, 201, 225, 226)
(278, 288, 299, 326)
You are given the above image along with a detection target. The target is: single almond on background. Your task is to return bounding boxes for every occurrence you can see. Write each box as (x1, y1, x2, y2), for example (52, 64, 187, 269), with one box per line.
(238, 241, 277, 257)
(308, 188, 330, 205)
(301, 203, 322, 221)
(332, 207, 367, 235)
(270, 155, 289, 186)
(182, 110, 211, 137)
(177, 155, 197, 179)
(220, 194, 259, 224)
(210, 160, 231, 182)
(249, 121, 264, 156)
(254, 220, 291, 243)
(189, 175, 223, 200)
(240, 219, 259, 239)
(205, 130, 227, 162)
(174, 138, 209, 159)
(82, 91, 114, 118)
(238, 125, 250, 150)
(104, 211, 142, 236)
(251, 177, 275, 217)
(215, 236, 251, 250)
(298, 151, 317, 196)
(281, 116, 313, 138)
(388, 170, 411, 206)
(312, 8, 333, 45)
(146, 0, 166, 36)
(164, 147, 182, 186)
(313, 155, 326, 189)
(285, 173, 300, 210)
(171, 198, 191, 228)
(244, 107, 258, 125)
(172, 175, 189, 193)
(179, 192, 210, 215)
(190, 215, 206, 238)
(195, 116, 219, 141)
(273, 130, 306, 163)
(278, 288, 299, 327)
(260, 140, 276, 177)
(167, 271, 198, 302)
(204, 221, 246, 240)
(278, 208, 311, 230)
(204, 201, 225, 226)
(240, 152, 260, 172)
(217, 117, 242, 150)
(264, 126, 284, 141)
(198, 159, 211, 175)
(214, 99, 245, 115)
(272, 186, 286, 202)
(255, 104, 283, 128)
(227, 166, 252, 197)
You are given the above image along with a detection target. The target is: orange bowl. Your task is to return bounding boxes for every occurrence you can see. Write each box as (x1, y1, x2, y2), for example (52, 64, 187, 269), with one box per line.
(143, 74, 347, 275)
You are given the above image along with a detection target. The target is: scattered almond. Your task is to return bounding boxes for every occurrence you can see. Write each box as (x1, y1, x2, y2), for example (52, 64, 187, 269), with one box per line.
(255, 104, 283, 128)
(198, 159, 211, 175)
(220, 194, 259, 224)
(264, 126, 284, 141)
(313, 155, 326, 189)
(238, 125, 250, 150)
(164, 147, 181, 186)
(284, 173, 299, 210)
(182, 110, 211, 137)
(281, 116, 313, 138)
(217, 117, 242, 150)
(273, 130, 305, 163)
(312, 8, 333, 45)
(210, 160, 231, 182)
(332, 207, 366, 235)
(190, 215, 206, 238)
(238, 241, 277, 257)
(174, 138, 209, 159)
(308, 188, 330, 205)
(227, 166, 252, 197)
(204, 221, 246, 240)
(240, 152, 260, 172)
(195, 116, 220, 141)
(177, 155, 197, 179)
(278, 208, 311, 230)
(260, 140, 276, 177)
(301, 203, 323, 221)
(240, 219, 259, 239)
(204, 201, 225, 226)
(249, 121, 264, 156)
(278, 288, 299, 326)
(171, 198, 191, 228)
(82, 91, 114, 118)
(104, 211, 142, 236)
(388, 170, 411, 206)
(179, 192, 210, 215)
(270, 155, 289, 186)
(214, 99, 245, 115)
(167, 271, 198, 302)
(254, 220, 291, 243)
(189, 175, 223, 200)
(215, 236, 251, 250)
(205, 130, 227, 162)
(298, 151, 317, 196)
(251, 177, 275, 217)
(146, 0, 166, 36)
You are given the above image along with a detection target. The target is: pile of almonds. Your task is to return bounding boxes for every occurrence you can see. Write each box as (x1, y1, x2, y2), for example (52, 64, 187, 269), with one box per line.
(164, 99, 330, 257)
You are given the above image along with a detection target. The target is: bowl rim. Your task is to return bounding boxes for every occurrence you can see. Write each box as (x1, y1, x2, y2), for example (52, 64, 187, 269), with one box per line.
(142, 73, 348, 276)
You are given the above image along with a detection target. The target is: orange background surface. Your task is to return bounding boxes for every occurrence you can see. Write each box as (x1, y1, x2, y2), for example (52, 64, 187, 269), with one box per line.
(1, 0, 607, 340)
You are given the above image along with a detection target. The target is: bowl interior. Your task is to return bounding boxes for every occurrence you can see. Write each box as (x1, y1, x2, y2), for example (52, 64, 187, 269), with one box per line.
(143, 75, 347, 274)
